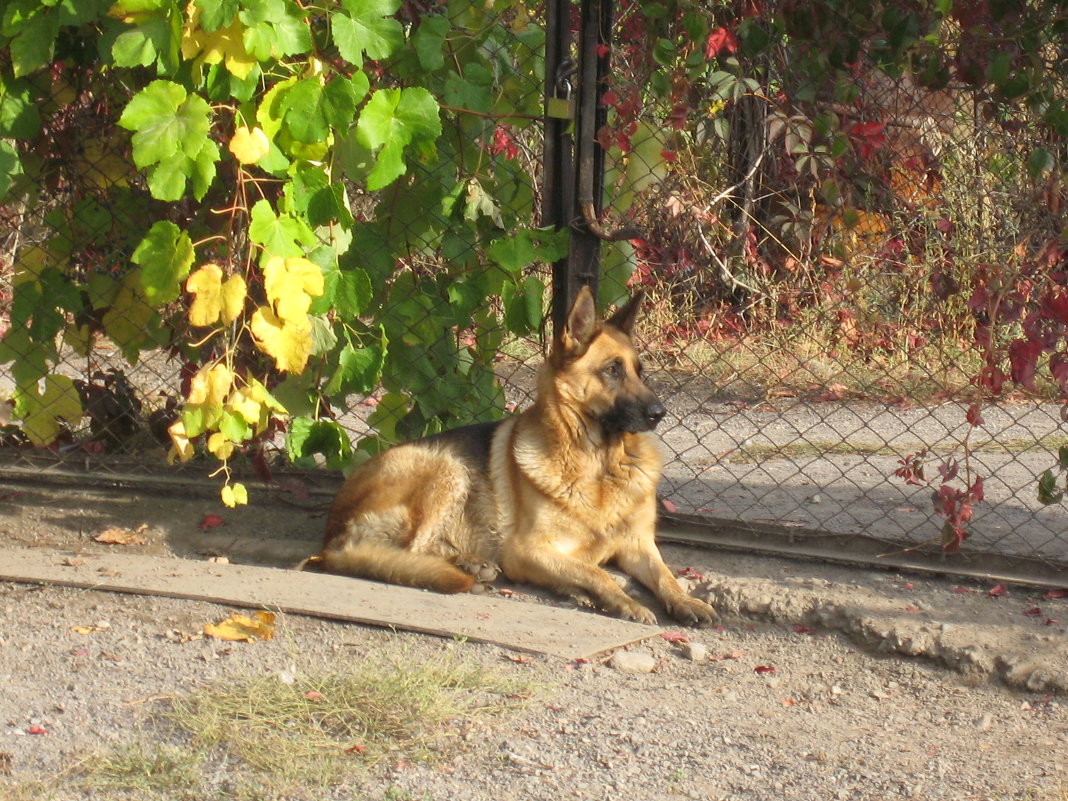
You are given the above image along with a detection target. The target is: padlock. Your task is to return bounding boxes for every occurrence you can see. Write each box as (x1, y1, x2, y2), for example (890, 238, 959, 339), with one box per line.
(546, 95, 575, 120)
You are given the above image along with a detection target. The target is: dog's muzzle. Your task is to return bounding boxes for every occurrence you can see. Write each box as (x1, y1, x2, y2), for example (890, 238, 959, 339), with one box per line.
(601, 399, 667, 434)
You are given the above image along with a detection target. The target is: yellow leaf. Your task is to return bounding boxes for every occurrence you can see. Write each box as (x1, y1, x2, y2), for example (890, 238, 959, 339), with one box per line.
(187, 264, 246, 327)
(229, 126, 271, 165)
(263, 257, 324, 324)
(181, 8, 257, 79)
(221, 482, 248, 508)
(102, 270, 157, 355)
(94, 524, 149, 546)
(250, 306, 313, 373)
(167, 419, 194, 464)
(19, 375, 83, 447)
(187, 363, 234, 407)
(203, 611, 276, 642)
(208, 431, 235, 461)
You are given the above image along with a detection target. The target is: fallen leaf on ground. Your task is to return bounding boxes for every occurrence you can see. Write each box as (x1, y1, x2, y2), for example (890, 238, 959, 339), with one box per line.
(94, 524, 149, 546)
(754, 665, 776, 674)
(1023, 606, 1043, 617)
(198, 513, 226, 530)
(26, 725, 48, 735)
(203, 611, 276, 642)
(792, 625, 815, 634)
(988, 584, 1009, 598)
(303, 691, 324, 701)
(660, 498, 678, 513)
(1043, 588, 1068, 600)
(677, 566, 704, 580)
(660, 631, 691, 643)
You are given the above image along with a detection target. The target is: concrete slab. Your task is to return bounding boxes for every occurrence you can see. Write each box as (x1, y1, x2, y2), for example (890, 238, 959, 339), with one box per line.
(0, 546, 656, 661)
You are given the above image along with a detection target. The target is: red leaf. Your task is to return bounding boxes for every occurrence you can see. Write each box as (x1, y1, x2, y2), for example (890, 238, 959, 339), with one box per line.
(596, 43, 610, 58)
(792, 625, 814, 634)
(1023, 606, 1043, 617)
(677, 566, 704, 580)
(754, 665, 776, 674)
(965, 403, 985, 427)
(704, 26, 739, 59)
(660, 631, 691, 643)
(304, 690, 325, 701)
(198, 514, 226, 530)
(988, 584, 1009, 598)
(661, 498, 678, 513)
(848, 121, 888, 159)
(1045, 618, 1060, 625)
(1008, 338, 1042, 391)
(345, 744, 366, 755)
(905, 605, 920, 613)
(1043, 588, 1068, 599)
(27, 725, 48, 735)
(901, 582, 915, 590)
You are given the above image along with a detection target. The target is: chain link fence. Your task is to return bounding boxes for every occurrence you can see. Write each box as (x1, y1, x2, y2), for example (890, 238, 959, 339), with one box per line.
(600, 0, 1068, 579)
(1, 1, 1066, 583)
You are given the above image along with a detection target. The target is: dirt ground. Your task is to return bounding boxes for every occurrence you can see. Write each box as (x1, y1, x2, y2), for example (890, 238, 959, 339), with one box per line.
(0, 478, 1066, 800)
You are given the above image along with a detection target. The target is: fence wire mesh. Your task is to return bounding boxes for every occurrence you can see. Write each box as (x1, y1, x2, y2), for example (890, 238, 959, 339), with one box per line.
(0, 1, 1066, 581)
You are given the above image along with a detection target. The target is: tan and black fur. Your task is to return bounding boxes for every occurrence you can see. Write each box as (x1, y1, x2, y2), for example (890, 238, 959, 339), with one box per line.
(313, 286, 717, 626)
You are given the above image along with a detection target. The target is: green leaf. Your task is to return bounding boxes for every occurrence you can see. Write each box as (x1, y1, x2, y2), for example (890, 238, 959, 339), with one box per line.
(330, 0, 403, 68)
(356, 87, 441, 190)
(326, 336, 385, 397)
(6, 6, 60, 77)
(1059, 445, 1068, 471)
(333, 267, 373, 319)
(503, 275, 544, 335)
(0, 141, 23, 199)
(118, 80, 217, 200)
(0, 74, 39, 138)
(248, 198, 316, 260)
(487, 231, 536, 274)
(239, 0, 312, 60)
(1038, 469, 1064, 505)
(286, 417, 352, 470)
(133, 221, 195, 306)
(195, 0, 238, 31)
(414, 13, 448, 70)
(111, 7, 179, 72)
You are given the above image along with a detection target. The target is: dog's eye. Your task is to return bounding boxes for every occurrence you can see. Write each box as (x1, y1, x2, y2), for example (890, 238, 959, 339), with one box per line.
(604, 359, 624, 379)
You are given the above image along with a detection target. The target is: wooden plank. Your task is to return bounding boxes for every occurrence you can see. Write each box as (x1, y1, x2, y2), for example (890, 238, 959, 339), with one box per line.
(0, 547, 656, 660)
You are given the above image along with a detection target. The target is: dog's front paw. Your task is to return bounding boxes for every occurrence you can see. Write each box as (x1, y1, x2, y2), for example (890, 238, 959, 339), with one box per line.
(609, 597, 658, 626)
(665, 594, 718, 627)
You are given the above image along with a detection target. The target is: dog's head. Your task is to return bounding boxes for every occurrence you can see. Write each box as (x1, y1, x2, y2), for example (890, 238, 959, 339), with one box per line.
(550, 286, 666, 435)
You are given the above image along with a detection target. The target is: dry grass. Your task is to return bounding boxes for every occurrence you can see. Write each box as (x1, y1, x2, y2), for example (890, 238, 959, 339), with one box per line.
(24, 647, 541, 801)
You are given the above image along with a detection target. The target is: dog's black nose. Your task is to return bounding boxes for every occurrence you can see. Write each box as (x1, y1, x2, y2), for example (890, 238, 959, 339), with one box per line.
(645, 403, 667, 426)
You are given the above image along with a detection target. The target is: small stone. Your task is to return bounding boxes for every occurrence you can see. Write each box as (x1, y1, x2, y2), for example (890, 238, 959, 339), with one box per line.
(975, 713, 993, 731)
(609, 650, 657, 674)
(680, 642, 707, 662)
(808, 493, 823, 504)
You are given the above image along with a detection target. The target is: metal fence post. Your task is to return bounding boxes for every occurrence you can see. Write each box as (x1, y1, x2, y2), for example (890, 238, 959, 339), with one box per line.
(544, 0, 614, 331)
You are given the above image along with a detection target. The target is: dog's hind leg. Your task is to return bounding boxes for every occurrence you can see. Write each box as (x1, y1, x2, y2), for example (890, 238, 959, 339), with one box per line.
(317, 539, 476, 594)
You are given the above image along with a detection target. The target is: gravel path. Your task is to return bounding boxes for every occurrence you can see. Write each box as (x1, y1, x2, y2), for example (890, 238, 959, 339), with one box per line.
(0, 482, 1066, 800)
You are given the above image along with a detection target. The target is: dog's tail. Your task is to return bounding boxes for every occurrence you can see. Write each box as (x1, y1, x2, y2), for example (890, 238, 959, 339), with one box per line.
(311, 541, 476, 594)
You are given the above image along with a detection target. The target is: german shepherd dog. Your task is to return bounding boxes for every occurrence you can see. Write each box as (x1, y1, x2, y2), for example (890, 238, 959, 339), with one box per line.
(313, 286, 717, 626)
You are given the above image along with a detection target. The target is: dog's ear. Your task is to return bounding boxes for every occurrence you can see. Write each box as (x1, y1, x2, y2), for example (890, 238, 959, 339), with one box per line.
(556, 285, 600, 360)
(606, 290, 645, 336)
